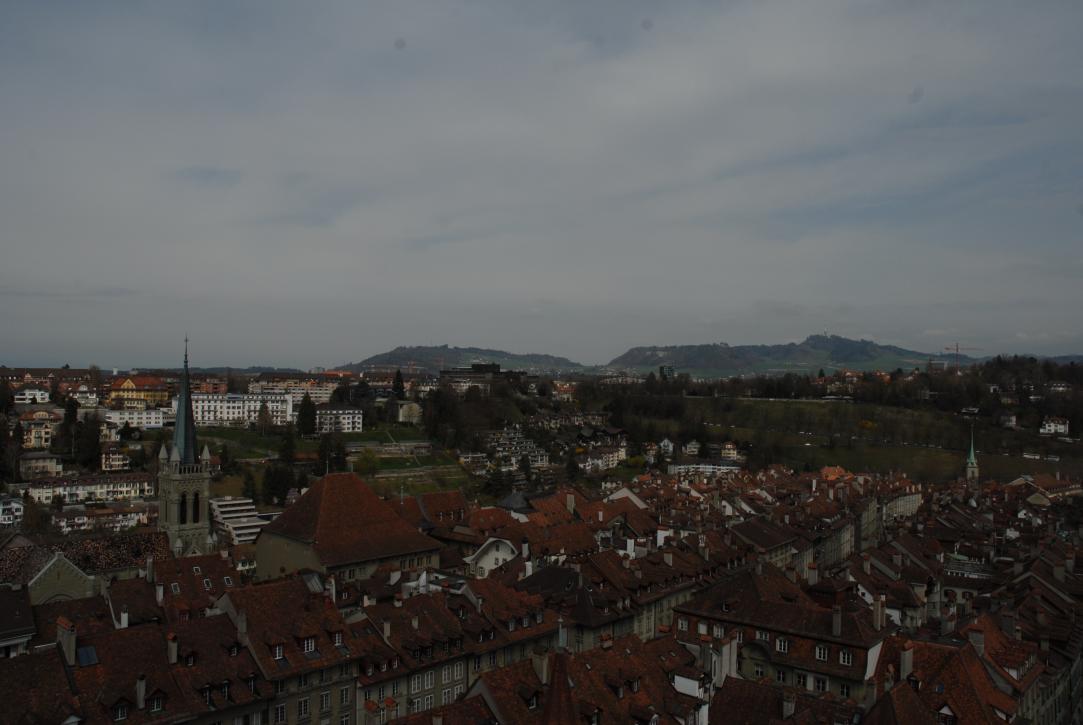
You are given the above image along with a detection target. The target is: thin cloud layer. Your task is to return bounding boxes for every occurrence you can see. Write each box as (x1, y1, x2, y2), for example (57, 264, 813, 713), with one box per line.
(2, 0, 1082, 368)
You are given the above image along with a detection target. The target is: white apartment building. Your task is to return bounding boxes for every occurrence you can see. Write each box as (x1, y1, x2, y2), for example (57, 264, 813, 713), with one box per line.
(13, 387, 49, 404)
(24, 473, 155, 504)
(247, 379, 338, 406)
(104, 408, 166, 429)
(0, 496, 24, 528)
(182, 392, 293, 427)
(316, 405, 364, 434)
(1040, 417, 1070, 436)
(209, 496, 270, 545)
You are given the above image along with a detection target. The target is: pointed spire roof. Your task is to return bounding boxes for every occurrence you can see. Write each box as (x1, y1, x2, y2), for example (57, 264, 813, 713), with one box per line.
(172, 337, 199, 465)
(967, 426, 978, 466)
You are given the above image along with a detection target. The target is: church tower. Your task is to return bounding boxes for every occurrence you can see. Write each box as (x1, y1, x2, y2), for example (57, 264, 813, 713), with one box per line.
(158, 340, 213, 556)
(965, 426, 980, 488)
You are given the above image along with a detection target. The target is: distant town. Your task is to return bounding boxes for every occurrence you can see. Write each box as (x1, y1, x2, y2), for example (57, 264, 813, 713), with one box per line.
(2, 343, 1083, 724)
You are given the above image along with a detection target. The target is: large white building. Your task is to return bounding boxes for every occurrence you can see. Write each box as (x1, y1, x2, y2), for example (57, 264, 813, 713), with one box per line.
(247, 379, 338, 406)
(209, 496, 270, 545)
(23, 472, 155, 504)
(316, 405, 364, 434)
(182, 392, 293, 427)
(104, 407, 166, 429)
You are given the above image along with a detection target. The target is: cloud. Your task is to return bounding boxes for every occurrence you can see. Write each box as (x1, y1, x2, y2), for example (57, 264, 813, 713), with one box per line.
(2, 0, 1083, 367)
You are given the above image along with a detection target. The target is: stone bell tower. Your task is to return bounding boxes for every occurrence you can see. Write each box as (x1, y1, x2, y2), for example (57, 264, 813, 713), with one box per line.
(157, 339, 212, 556)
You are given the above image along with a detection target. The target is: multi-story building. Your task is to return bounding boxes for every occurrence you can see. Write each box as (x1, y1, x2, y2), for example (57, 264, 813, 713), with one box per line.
(18, 409, 61, 449)
(17, 451, 64, 479)
(13, 387, 50, 404)
(108, 375, 170, 407)
(219, 577, 365, 725)
(248, 377, 339, 406)
(256, 473, 442, 582)
(0, 495, 25, 528)
(23, 472, 155, 504)
(104, 407, 166, 429)
(185, 392, 293, 427)
(316, 405, 364, 434)
(209, 496, 270, 545)
(674, 561, 886, 704)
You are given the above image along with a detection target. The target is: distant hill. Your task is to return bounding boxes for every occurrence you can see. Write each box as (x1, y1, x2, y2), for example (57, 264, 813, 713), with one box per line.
(607, 335, 959, 377)
(338, 345, 587, 374)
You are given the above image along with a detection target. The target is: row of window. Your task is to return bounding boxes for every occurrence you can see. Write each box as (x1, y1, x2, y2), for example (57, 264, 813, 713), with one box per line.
(679, 619, 855, 666)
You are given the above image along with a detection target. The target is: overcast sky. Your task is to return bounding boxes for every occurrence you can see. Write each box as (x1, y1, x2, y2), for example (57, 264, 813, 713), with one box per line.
(3, 1, 1082, 369)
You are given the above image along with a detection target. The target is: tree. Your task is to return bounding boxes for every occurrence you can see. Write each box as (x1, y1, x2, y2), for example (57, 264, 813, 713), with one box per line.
(256, 402, 273, 436)
(519, 454, 532, 482)
(354, 449, 379, 477)
(88, 364, 103, 392)
(318, 433, 348, 474)
(297, 394, 317, 437)
(565, 454, 579, 481)
(0, 380, 13, 414)
(262, 465, 294, 505)
(242, 469, 257, 500)
(278, 426, 296, 464)
(51, 494, 65, 512)
(393, 370, 406, 401)
(74, 415, 102, 468)
(21, 495, 53, 534)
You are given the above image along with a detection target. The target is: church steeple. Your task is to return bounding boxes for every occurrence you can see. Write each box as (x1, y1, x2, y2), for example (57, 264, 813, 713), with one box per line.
(966, 426, 979, 484)
(173, 336, 198, 465)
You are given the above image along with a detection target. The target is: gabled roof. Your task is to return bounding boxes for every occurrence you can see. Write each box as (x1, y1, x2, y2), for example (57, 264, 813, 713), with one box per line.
(262, 473, 440, 567)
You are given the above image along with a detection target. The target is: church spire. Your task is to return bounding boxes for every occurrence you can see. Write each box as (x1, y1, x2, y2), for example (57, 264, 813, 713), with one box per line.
(172, 336, 199, 465)
(966, 425, 979, 484)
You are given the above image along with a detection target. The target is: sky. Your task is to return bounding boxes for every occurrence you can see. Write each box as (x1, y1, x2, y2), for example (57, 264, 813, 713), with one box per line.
(2, 0, 1083, 369)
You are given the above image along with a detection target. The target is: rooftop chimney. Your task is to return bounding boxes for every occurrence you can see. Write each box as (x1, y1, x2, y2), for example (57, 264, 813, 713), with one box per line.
(566, 494, 575, 514)
(900, 642, 914, 680)
(155, 582, 164, 606)
(57, 617, 76, 666)
(136, 675, 146, 710)
(873, 594, 884, 632)
(782, 692, 796, 719)
(383, 620, 391, 641)
(806, 562, 818, 587)
(167, 633, 178, 664)
(862, 553, 871, 575)
(119, 605, 129, 630)
(832, 605, 842, 637)
(145, 554, 154, 583)
(968, 629, 985, 657)
(663, 552, 673, 567)
(521, 537, 530, 561)
(531, 649, 550, 685)
(411, 616, 419, 631)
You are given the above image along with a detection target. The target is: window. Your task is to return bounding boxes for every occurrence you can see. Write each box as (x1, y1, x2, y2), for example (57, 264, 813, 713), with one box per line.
(273, 680, 286, 695)
(411, 699, 422, 713)
(937, 713, 957, 725)
(697, 622, 707, 636)
(489, 652, 497, 667)
(840, 650, 853, 666)
(193, 565, 201, 575)
(340, 716, 350, 725)
(114, 703, 128, 721)
(814, 677, 827, 693)
(341, 686, 351, 705)
(713, 624, 724, 639)
(392, 681, 399, 696)
(171, 582, 181, 594)
(149, 696, 162, 713)
(795, 673, 807, 689)
(339, 663, 352, 678)
(776, 670, 786, 684)
(424, 671, 434, 689)
(442, 665, 451, 684)
(753, 664, 765, 678)
(424, 695, 433, 711)
(303, 637, 315, 654)
(274, 705, 286, 724)
(299, 673, 309, 688)
(677, 618, 688, 632)
(221, 682, 230, 700)
(320, 692, 331, 712)
(272, 644, 284, 660)
(442, 688, 451, 705)
(815, 645, 828, 662)
(473, 656, 481, 672)
(229, 644, 239, 657)
(454, 662, 463, 680)
(297, 698, 309, 719)
(203, 578, 212, 590)
(333, 632, 343, 647)
(756, 630, 769, 642)
(776, 638, 789, 653)
(840, 684, 851, 698)
(224, 576, 233, 587)
(411, 675, 422, 693)
(735, 630, 743, 643)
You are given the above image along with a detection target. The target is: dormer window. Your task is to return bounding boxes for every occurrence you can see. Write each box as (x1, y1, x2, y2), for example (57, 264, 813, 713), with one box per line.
(535, 612, 543, 624)
(248, 676, 257, 693)
(488, 630, 494, 640)
(302, 637, 315, 654)
(221, 682, 230, 701)
(113, 703, 128, 721)
(171, 583, 180, 594)
(203, 578, 212, 591)
(203, 686, 212, 706)
(229, 644, 239, 656)
(193, 566, 202, 575)
(186, 654, 196, 667)
(815, 645, 828, 662)
(333, 632, 343, 647)
(223, 576, 233, 587)
(631, 678, 640, 693)
(272, 644, 284, 660)
(380, 661, 387, 672)
(149, 695, 163, 713)
(527, 694, 538, 710)
(366, 664, 375, 676)
(392, 657, 399, 669)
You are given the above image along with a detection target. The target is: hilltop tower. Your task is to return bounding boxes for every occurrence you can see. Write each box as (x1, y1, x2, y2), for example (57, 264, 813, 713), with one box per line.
(157, 339, 213, 556)
(965, 426, 980, 487)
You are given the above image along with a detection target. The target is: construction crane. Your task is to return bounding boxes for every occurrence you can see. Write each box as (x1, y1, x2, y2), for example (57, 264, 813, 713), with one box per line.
(944, 342, 982, 373)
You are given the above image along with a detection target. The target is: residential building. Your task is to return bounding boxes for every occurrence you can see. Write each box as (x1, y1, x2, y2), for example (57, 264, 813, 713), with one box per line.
(186, 392, 293, 427)
(316, 405, 364, 434)
(109, 375, 170, 407)
(209, 496, 270, 545)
